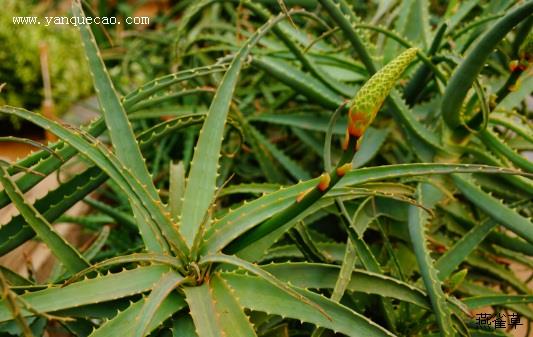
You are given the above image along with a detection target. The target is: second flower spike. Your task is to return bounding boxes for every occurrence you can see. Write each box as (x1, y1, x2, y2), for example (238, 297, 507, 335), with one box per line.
(347, 48, 419, 142)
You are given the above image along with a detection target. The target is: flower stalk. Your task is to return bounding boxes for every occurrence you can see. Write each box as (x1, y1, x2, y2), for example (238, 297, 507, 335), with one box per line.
(226, 48, 419, 254)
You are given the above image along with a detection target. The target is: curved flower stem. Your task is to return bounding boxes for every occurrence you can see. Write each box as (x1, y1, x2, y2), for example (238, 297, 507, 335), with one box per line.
(225, 136, 358, 254)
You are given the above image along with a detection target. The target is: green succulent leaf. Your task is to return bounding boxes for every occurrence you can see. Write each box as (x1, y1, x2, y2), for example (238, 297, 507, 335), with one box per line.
(0, 165, 89, 274)
(221, 273, 397, 337)
(90, 293, 186, 337)
(452, 174, 533, 244)
(180, 10, 303, 246)
(0, 265, 171, 322)
(408, 183, 454, 337)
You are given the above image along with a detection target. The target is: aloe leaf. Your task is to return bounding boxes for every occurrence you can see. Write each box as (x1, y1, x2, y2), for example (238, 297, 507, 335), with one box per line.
(0, 67, 217, 212)
(0, 271, 34, 337)
(446, 0, 480, 31)
(0, 267, 32, 287)
(235, 197, 337, 261)
(72, 1, 175, 255)
(255, 116, 385, 168)
(0, 165, 89, 274)
(128, 88, 214, 113)
(291, 125, 324, 156)
(133, 272, 185, 337)
(202, 163, 530, 255)
(463, 144, 533, 195)
(479, 129, 533, 172)
(453, 13, 505, 40)
(218, 183, 281, 197)
(66, 253, 183, 286)
(465, 254, 529, 294)
(452, 174, 533, 244)
(220, 273, 396, 337)
(352, 197, 377, 236)
(171, 313, 198, 337)
(436, 218, 497, 281)
(311, 242, 358, 337)
(122, 64, 228, 108)
(83, 226, 110, 261)
(352, 128, 390, 168)
(202, 178, 317, 255)
(263, 262, 429, 309)
(352, 25, 443, 83)
(262, 242, 345, 262)
(250, 113, 347, 134)
(387, 91, 443, 150)
(0, 137, 58, 160)
(230, 189, 442, 263)
(404, 23, 447, 105)
(251, 56, 342, 109)
(340, 207, 398, 332)
(169, 161, 186, 220)
(90, 293, 186, 337)
(318, 0, 376, 73)
(241, 119, 286, 183)
(492, 245, 533, 269)
(289, 222, 329, 263)
(210, 274, 257, 337)
(180, 10, 301, 246)
(248, 125, 310, 181)
(462, 295, 533, 309)
(441, 0, 533, 130)
(0, 123, 105, 210)
(337, 164, 529, 189)
(460, 281, 533, 320)
(4, 124, 170, 255)
(1, 106, 188, 258)
(0, 265, 171, 322)
(183, 283, 223, 337)
(385, 0, 431, 57)
(200, 254, 327, 318)
(0, 166, 105, 257)
(51, 298, 134, 320)
(1, 77, 212, 258)
(84, 198, 137, 230)
(0, 115, 204, 257)
(497, 73, 533, 111)
(243, 1, 352, 97)
(408, 183, 454, 337)
(441, 202, 533, 256)
(489, 115, 533, 144)
(73, 1, 160, 199)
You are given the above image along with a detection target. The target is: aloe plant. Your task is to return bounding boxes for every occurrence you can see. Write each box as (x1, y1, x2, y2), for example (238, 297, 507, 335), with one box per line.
(0, 1, 532, 336)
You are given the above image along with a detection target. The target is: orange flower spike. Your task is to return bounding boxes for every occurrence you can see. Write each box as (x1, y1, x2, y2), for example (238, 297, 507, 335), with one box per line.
(317, 173, 331, 192)
(336, 163, 352, 177)
(348, 48, 419, 138)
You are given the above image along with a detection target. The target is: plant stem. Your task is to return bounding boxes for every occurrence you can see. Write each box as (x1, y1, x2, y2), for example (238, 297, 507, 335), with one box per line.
(225, 136, 358, 254)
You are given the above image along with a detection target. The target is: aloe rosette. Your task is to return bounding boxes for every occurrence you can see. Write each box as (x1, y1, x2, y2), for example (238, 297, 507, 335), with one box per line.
(0, 1, 532, 337)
